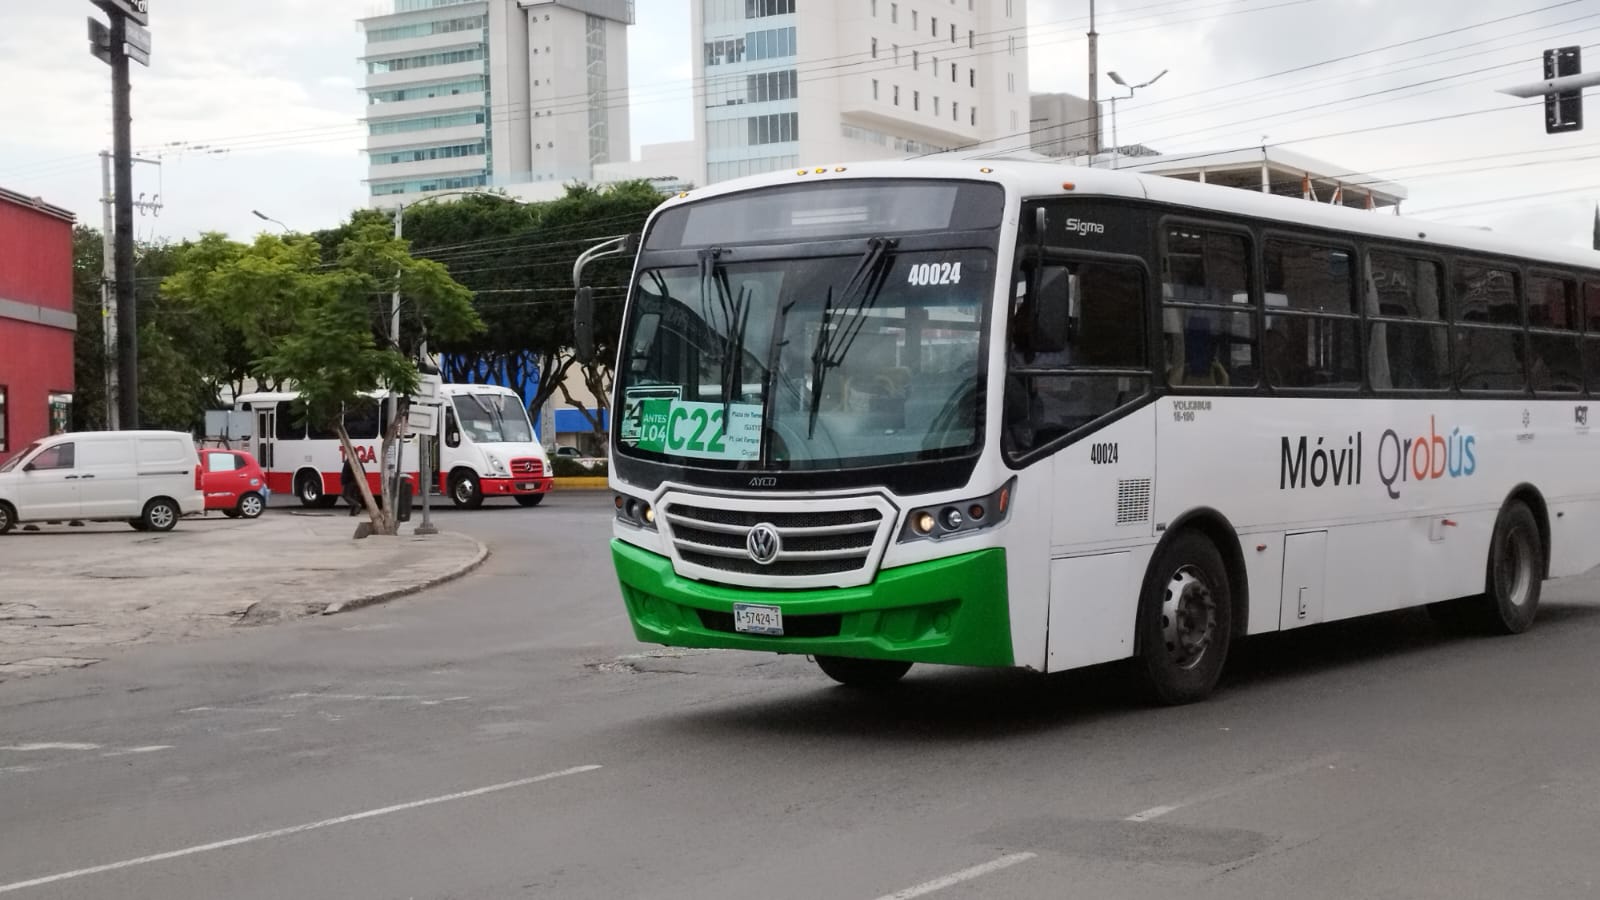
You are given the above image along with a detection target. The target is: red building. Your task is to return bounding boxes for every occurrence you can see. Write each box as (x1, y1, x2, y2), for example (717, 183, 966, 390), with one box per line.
(0, 186, 76, 464)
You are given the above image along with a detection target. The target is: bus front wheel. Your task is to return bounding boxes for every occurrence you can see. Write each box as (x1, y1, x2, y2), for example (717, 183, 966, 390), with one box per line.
(1136, 531, 1233, 705)
(814, 655, 911, 688)
(514, 494, 544, 507)
(449, 471, 484, 509)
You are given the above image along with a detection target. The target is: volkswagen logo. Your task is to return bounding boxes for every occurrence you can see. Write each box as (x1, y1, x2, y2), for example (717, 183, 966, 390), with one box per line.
(746, 522, 781, 565)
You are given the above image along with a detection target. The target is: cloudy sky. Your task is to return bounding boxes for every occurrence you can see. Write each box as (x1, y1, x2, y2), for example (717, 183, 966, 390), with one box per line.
(0, 0, 1595, 247)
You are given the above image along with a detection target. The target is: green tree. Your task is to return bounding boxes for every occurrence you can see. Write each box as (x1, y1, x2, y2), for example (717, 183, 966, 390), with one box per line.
(163, 221, 482, 535)
(402, 181, 665, 444)
(71, 228, 222, 431)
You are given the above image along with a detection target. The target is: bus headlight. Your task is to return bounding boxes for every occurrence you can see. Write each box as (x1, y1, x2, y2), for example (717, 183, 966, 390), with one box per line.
(615, 493, 657, 530)
(487, 456, 508, 474)
(899, 478, 1014, 543)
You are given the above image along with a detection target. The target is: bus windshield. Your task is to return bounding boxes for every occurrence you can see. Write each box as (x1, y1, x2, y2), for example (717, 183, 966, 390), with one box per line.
(451, 393, 535, 444)
(615, 246, 993, 470)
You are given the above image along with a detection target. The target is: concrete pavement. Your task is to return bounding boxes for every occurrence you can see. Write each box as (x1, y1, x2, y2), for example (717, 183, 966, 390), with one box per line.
(0, 513, 485, 681)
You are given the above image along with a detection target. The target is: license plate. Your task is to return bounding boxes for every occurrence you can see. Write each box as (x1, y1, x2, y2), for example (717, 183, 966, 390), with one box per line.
(517, 483, 535, 491)
(732, 602, 783, 636)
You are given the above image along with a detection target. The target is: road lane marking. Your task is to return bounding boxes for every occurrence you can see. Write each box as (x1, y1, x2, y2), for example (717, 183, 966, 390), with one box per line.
(1125, 753, 1341, 822)
(0, 743, 100, 752)
(0, 764, 603, 895)
(871, 852, 1037, 900)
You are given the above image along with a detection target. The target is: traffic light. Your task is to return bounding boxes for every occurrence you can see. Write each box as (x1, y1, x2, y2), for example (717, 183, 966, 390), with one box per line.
(1546, 46, 1582, 134)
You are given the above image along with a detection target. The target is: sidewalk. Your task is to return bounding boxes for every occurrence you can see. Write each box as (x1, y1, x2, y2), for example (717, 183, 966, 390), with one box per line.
(0, 513, 486, 681)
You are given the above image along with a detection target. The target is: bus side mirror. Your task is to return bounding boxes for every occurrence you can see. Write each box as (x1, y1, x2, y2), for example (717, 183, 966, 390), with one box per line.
(21, 462, 35, 473)
(445, 419, 461, 449)
(1026, 266, 1072, 354)
(574, 286, 596, 365)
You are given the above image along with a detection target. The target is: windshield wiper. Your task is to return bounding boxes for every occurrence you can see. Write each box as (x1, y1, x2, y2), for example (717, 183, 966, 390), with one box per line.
(808, 236, 897, 437)
(699, 247, 754, 417)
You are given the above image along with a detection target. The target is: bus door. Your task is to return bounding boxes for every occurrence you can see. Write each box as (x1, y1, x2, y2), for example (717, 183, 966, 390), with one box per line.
(254, 405, 276, 471)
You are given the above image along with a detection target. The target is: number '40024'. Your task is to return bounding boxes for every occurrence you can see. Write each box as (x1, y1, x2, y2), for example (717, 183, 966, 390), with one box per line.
(1089, 442, 1118, 465)
(907, 262, 962, 286)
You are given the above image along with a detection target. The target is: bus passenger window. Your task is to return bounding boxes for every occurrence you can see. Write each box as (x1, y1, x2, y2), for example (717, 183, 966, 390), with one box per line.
(1005, 260, 1149, 457)
(1366, 251, 1448, 391)
(1586, 283, 1600, 392)
(1528, 274, 1581, 394)
(1161, 227, 1257, 387)
(1263, 240, 1360, 389)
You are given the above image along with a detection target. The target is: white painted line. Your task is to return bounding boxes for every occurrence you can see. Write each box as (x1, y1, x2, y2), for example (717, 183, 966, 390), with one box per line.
(0, 743, 100, 752)
(872, 852, 1037, 900)
(1125, 753, 1340, 822)
(0, 764, 602, 895)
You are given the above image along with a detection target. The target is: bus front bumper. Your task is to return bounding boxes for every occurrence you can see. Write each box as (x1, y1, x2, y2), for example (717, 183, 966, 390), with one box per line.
(611, 541, 1014, 667)
(482, 476, 550, 496)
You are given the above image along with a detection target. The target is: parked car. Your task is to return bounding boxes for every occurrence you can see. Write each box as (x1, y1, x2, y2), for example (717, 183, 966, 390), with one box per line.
(200, 448, 269, 519)
(0, 430, 204, 534)
(554, 445, 583, 459)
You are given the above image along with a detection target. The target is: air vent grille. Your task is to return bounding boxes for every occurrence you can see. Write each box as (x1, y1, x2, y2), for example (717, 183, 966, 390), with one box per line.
(1117, 478, 1152, 525)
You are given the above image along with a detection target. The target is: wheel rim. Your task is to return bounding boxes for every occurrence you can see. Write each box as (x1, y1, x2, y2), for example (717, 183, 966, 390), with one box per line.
(0, 507, 10, 530)
(454, 478, 475, 504)
(1497, 524, 1536, 608)
(301, 478, 320, 502)
(1161, 565, 1217, 670)
(149, 504, 175, 529)
(241, 495, 263, 517)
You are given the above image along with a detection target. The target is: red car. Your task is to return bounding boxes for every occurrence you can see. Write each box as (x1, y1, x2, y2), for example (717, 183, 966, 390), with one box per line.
(199, 449, 269, 519)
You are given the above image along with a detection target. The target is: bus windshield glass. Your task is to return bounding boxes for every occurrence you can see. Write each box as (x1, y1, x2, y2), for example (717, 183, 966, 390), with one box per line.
(615, 247, 993, 470)
(451, 393, 534, 444)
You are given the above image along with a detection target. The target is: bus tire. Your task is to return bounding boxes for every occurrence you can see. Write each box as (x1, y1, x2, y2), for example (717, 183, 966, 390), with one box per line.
(296, 471, 327, 508)
(1136, 530, 1233, 705)
(514, 494, 544, 508)
(449, 470, 484, 509)
(1476, 501, 1543, 635)
(814, 655, 912, 688)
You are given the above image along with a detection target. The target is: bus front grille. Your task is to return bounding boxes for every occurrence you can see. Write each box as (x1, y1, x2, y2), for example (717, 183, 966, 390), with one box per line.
(661, 501, 885, 582)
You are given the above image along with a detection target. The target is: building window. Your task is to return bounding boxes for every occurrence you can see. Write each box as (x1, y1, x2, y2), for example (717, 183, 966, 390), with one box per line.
(747, 26, 796, 61)
(1005, 0, 1013, 15)
(970, 106, 976, 125)
(745, 0, 794, 15)
(893, 43, 899, 62)
(932, 16, 938, 36)
(968, 28, 974, 48)
(748, 111, 799, 145)
(705, 37, 748, 66)
(894, 84, 900, 105)
(912, 10, 918, 29)
(1008, 72, 1015, 92)
(871, 37, 878, 58)
(891, 2, 897, 23)
(914, 90, 920, 111)
(872, 78, 879, 100)
(872, 0, 877, 14)
(969, 68, 976, 87)
(365, 46, 486, 74)
(1010, 110, 1018, 130)
(746, 69, 797, 102)
(951, 62, 957, 82)
(0, 385, 7, 454)
(951, 23, 957, 43)
(912, 50, 918, 70)
(952, 101, 959, 121)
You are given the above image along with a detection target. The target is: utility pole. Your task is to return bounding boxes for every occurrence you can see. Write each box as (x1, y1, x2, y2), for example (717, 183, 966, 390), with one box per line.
(388, 203, 404, 521)
(1087, 0, 1101, 158)
(88, 0, 151, 430)
(99, 151, 117, 430)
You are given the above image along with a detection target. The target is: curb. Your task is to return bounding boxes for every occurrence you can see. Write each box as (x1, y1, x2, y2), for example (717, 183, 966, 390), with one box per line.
(553, 476, 609, 490)
(320, 534, 491, 616)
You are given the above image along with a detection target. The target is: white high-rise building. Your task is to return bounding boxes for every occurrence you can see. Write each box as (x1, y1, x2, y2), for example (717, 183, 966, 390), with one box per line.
(691, 0, 1030, 185)
(359, 0, 634, 206)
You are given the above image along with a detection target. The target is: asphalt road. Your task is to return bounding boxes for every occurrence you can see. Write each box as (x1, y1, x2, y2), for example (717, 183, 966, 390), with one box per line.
(3, 490, 1600, 899)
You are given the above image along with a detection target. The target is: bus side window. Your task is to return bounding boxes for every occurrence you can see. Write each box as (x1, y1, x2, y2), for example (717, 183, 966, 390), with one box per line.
(444, 407, 461, 448)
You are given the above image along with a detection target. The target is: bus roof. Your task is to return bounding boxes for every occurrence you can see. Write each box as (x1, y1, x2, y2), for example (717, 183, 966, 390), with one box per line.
(656, 157, 1600, 273)
(235, 383, 521, 406)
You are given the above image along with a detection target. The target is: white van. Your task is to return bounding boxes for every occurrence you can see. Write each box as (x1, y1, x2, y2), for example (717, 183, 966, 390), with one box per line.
(0, 430, 205, 534)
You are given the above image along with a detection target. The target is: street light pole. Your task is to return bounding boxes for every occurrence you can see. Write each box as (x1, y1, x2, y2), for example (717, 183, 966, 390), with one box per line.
(1106, 68, 1167, 169)
(251, 209, 289, 232)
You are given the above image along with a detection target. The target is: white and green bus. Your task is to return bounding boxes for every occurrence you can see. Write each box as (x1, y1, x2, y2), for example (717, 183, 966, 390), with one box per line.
(576, 159, 1600, 702)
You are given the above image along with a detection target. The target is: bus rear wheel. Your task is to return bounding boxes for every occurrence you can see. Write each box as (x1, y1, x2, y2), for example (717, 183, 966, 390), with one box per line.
(297, 472, 336, 509)
(449, 471, 484, 509)
(1136, 531, 1233, 705)
(814, 655, 911, 688)
(1434, 501, 1543, 635)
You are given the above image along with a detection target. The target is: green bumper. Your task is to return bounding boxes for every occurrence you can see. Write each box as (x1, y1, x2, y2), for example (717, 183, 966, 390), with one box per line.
(611, 540, 1014, 667)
